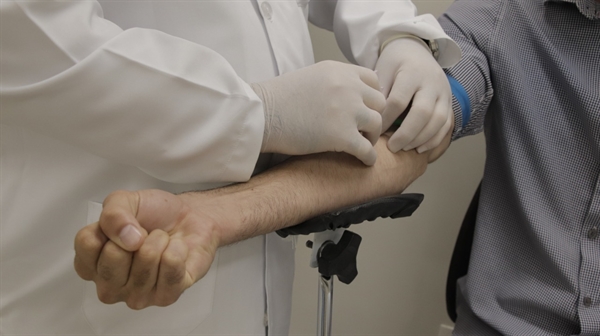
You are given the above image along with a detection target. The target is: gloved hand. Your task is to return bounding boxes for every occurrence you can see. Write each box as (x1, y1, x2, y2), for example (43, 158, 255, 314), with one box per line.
(375, 37, 453, 153)
(250, 60, 385, 166)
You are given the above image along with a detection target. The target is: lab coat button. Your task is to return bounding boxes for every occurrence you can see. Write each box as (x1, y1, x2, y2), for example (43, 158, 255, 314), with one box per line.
(587, 226, 598, 240)
(261, 2, 273, 21)
(583, 297, 592, 307)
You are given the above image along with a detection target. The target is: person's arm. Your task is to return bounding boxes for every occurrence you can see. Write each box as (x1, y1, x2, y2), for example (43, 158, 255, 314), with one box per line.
(74, 132, 450, 309)
(438, 0, 501, 139)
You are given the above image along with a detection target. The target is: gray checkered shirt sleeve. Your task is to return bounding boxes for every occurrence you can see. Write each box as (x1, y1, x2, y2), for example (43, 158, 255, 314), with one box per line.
(441, 0, 500, 140)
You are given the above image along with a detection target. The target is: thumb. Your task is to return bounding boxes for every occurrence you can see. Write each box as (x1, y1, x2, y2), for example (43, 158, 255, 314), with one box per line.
(99, 190, 148, 251)
(344, 132, 378, 166)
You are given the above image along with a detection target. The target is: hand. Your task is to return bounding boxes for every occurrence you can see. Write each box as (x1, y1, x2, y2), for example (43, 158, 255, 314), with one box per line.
(251, 60, 386, 166)
(73, 190, 220, 309)
(376, 37, 453, 154)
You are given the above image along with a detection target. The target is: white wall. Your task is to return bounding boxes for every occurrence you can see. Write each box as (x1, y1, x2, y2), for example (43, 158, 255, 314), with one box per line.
(289, 1, 486, 335)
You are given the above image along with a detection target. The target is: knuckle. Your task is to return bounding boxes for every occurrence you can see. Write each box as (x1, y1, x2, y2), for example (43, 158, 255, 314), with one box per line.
(375, 95, 387, 112)
(97, 287, 118, 304)
(163, 267, 185, 287)
(355, 111, 370, 127)
(96, 244, 129, 282)
(387, 95, 409, 111)
(409, 103, 429, 116)
(155, 292, 182, 307)
(126, 297, 147, 310)
(103, 190, 129, 206)
(102, 241, 126, 261)
(75, 229, 103, 253)
(136, 244, 161, 262)
(99, 208, 125, 227)
(161, 254, 186, 287)
(73, 256, 94, 281)
(328, 80, 348, 96)
(320, 60, 336, 67)
(131, 268, 152, 288)
(161, 249, 185, 268)
(360, 67, 378, 80)
(97, 263, 115, 282)
(327, 99, 342, 113)
(443, 118, 453, 132)
(433, 112, 447, 126)
(371, 112, 383, 129)
(318, 60, 340, 76)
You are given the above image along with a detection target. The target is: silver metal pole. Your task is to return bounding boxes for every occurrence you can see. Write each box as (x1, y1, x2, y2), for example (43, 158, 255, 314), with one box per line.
(317, 275, 334, 336)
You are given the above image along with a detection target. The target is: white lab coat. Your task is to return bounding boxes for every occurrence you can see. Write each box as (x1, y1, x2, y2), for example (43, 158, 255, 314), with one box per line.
(0, 1, 459, 334)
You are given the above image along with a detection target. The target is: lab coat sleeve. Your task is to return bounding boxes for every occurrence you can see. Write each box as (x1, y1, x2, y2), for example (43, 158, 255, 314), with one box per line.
(438, 0, 500, 140)
(0, 1, 264, 184)
(308, 0, 461, 69)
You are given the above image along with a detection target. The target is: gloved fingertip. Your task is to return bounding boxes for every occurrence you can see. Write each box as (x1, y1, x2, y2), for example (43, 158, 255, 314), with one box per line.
(416, 146, 428, 154)
(361, 149, 377, 166)
(387, 141, 401, 154)
(119, 224, 142, 251)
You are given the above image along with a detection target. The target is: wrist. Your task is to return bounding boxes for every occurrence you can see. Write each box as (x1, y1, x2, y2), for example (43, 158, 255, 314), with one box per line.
(249, 82, 273, 153)
(380, 35, 433, 57)
(176, 191, 231, 247)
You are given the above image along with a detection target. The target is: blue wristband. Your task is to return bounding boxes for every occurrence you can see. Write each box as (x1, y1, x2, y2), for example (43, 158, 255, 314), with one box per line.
(446, 74, 471, 128)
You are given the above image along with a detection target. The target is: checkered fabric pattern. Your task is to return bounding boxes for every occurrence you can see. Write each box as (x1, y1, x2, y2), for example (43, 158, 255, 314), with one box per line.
(440, 0, 600, 334)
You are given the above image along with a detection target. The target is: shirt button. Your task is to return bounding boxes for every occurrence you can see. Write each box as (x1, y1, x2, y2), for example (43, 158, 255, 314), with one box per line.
(261, 2, 273, 21)
(588, 226, 598, 240)
(583, 297, 592, 307)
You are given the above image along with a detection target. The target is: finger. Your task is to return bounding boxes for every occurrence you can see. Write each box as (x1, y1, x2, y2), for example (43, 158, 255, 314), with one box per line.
(387, 90, 436, 153)
(356, 108, 382, 145)
(416, 108, 454, 153)
(381, 70, 419, 132)
(355, 66, 382, 92)
(344, 132, 378, 166)
(404, 99, 450, 150)
(362, 85, 386, 113)
(374, 61, 397, 98)
(155, 239, 189, 307)
(95, 241, 133, 304)
(74, 222, 108, 281)
(125, 230, 170, 309)
(100, 190, 148, 251)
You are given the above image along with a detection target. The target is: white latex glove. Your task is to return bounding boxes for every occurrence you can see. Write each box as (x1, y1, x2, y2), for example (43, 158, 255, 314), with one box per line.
(250, 61, 385, 166)
(376, 37, 453, 153)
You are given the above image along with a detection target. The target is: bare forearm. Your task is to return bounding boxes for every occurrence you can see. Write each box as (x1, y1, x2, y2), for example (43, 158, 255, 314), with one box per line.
(75, 133, 450, 307)
(180, 135, 440, 246)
